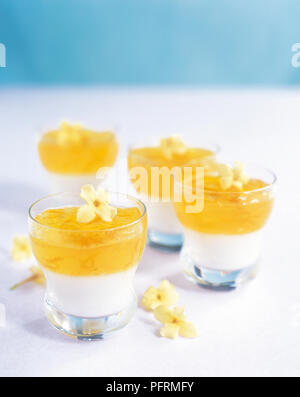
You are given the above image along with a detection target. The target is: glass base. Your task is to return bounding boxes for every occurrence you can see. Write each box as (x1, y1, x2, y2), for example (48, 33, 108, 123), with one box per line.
(45, 296, 137, 340)
(148, 229, 183, 251)
(181, 250, 258, 290)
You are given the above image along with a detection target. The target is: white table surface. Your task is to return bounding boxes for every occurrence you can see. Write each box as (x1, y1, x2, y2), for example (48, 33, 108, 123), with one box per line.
(0, 87, 299, 377)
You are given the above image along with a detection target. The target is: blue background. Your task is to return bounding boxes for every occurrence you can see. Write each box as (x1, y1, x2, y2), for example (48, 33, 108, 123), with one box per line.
(1, 0, 300, 86)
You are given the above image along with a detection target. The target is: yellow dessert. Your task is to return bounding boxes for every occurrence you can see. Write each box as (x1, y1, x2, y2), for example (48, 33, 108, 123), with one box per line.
(29, 186, 147, 336)
(30, 206, 147, 276)
(128, 136, 214, 200)
(38, 122, 118, 175)
(174, 162, 274, 235)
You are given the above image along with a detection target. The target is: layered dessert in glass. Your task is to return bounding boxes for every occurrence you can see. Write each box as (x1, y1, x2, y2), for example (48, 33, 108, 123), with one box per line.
(128, 136, 218, 250)
(173, 161, 276, 288)
(29, 186, 147, 339)
(38, 122, 118, 192)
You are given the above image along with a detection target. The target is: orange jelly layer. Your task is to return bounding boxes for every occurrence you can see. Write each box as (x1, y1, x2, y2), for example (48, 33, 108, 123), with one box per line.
(174, 175, 274, 235)
(128, 146, 214, 200)
(30, 207, 147, 276)
(38, 130, 118, 175)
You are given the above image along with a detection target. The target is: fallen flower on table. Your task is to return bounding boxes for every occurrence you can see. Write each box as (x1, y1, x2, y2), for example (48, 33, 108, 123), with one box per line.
(141, 280, 178, 311)
(154, 305, 198, 339)
(10, 234, 45, 290)
(11, 235, 32, 262)
(141, 280, 197, 339)
(10, 266, 45, 291)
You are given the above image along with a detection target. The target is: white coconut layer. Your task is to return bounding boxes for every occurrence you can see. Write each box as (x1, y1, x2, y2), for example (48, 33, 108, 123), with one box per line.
(47, 172, 107, 194)
(44, 266, 137, 318)
(182, 228, 264, 271)
(141, 198, 182, 234)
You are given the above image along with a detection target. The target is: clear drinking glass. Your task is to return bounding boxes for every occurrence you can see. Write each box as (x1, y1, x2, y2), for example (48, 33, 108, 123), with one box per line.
(173, 162, 276, 289)
(29, 192, 147, 340)
(128, 137, 219, 251)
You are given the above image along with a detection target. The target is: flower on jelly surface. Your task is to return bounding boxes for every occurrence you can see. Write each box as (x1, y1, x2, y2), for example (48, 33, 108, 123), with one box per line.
(141, 280, 179, 311)
(233, 161, 250, 185)
(217, 161, 249, 191)
(160, 135, 187, 159)
(11, 235, 32, 262)
(154, 305, 198, 339)
(77, 184, 117, 223)
(56, 121, 85, 145)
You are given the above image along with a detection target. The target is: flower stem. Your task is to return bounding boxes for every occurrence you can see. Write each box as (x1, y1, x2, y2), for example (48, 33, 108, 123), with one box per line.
(10, 274, 38, 291)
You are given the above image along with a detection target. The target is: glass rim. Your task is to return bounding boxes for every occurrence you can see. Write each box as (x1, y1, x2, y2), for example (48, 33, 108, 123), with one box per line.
(36, 123, 119, 144)
(173, 162, 277, 195)
(28, 191, 147, 233)
(127, 141, 220, 163)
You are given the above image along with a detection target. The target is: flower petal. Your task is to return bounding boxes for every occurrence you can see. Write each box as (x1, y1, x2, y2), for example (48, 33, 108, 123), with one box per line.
(56, 122, 83, 145)
(217, 163, 233, 177)
(233, 162, 250, 185)
(141, 287, 160, 310)
(219, 175, 233, 190)
(159, 280, 179, 306)
(233, 161, 244, 178)
(76, 205, 96, 223)
(179, 321, 198, 338)
(11, 235, 32, 262)
(56, 129, 69, 145)
(95, 203, 117, 222)
(80, 184, 97, 206)
(158, 280, 173, 291)
(154, 305, 173, 324)
(96, 187, 110, 204)
(160, 136, 186, 159)
(160, 323, 180, 339)
(172, 305, 186, 321)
